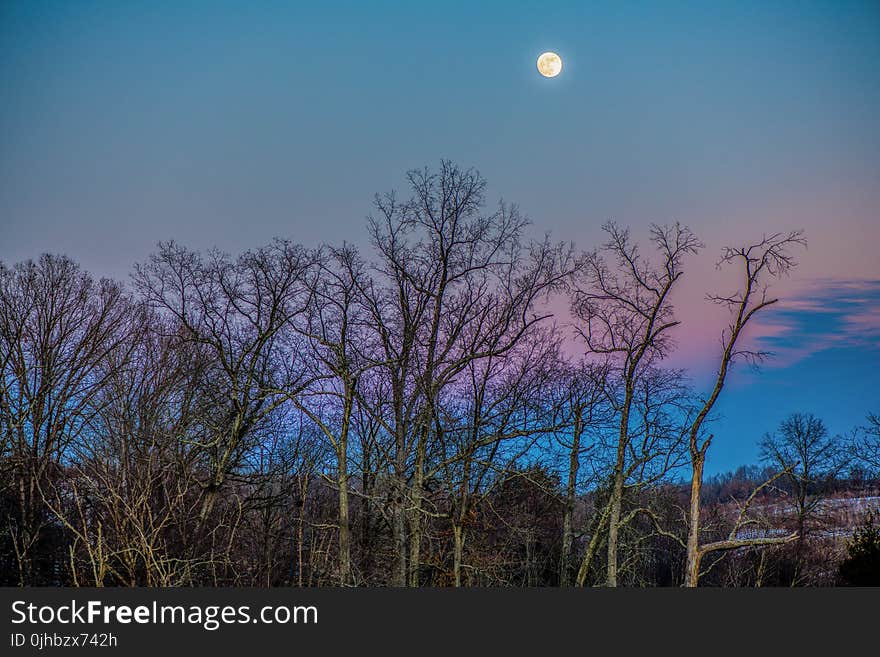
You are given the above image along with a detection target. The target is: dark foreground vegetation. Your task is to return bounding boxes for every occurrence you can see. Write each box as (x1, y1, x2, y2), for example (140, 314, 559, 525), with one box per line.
(2, 161, 878, 587)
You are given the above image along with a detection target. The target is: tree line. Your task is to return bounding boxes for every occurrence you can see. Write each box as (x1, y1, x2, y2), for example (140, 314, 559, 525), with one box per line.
(1, 161, 877, 587)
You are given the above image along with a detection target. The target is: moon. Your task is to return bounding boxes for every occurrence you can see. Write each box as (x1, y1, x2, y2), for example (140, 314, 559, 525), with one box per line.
(537, 51, 562, 78)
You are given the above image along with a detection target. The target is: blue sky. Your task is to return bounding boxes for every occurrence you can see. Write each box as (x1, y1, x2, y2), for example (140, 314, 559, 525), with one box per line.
(697, 279, 880, 471)
(1, 0, 878, 472)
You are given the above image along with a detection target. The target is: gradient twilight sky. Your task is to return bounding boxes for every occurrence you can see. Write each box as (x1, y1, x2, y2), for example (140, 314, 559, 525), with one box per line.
(2, 1, 878, 473)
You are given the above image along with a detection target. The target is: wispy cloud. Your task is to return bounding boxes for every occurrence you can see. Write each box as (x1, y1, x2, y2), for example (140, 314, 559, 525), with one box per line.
(748, 278, 880, 367)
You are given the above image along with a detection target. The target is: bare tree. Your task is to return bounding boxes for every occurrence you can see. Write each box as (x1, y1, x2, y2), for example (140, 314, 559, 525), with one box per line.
(683, 231, 806, 587)
(48, 311, 209, 586)
(133, 240, 318, 535)
(0, 255, 134, 585)
(760, 412, 848, 583)
(571, 221, 700, 586)
(235, 412, 327, 587)
(436, 326, 562, 586)
(293, 244, 372, 585)
(575, 366, 692, 586)
(550, 361, 610, 586)
(7, 167, 875, 590)
(361, 160, 574, 585)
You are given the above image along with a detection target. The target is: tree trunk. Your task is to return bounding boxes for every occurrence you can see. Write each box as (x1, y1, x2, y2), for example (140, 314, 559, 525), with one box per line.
(605, 405, 629, 587)
(561, 414, 582, 586)
(391, 467, 408, 587)
(684, 453, 705, 587)
(296, 479, 307, 587)
(576, 501, 610, 586)
(337, 446, 351, 586)
(335, 383, 356, 586)
(407, 459, 424, 587)
(453, 522, 465, 587)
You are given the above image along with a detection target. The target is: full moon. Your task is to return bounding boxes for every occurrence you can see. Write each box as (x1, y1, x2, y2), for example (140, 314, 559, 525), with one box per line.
(537, 51, 562, 78)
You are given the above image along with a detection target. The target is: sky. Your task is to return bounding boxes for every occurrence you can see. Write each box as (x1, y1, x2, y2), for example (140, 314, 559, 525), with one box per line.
(1, 0, 878, 473)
